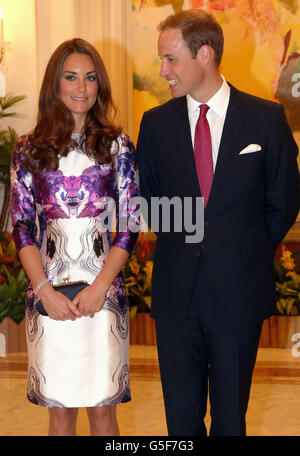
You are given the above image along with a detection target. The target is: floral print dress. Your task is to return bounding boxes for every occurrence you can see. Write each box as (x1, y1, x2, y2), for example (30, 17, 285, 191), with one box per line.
(10, 133, 139, 407)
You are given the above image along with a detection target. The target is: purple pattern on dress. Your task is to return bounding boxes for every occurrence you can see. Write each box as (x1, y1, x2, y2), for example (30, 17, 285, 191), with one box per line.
(10, 134, 140, 312)
(10, 137, 39, 251)
(11, 134, 139, 249)
(32, 167, 115, 220)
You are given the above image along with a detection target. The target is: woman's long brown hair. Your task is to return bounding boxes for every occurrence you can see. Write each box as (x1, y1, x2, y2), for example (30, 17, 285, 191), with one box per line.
(22, 38, 121, 174)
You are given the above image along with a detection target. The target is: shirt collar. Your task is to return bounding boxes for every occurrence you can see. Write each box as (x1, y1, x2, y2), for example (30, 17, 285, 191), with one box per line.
(186, 75, 230, 118)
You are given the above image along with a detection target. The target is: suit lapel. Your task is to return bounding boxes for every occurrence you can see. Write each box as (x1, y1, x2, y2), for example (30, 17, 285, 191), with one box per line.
(173, 97, 201, 196)
(205, 85, 244, 212)
(169, 87, 244, 206)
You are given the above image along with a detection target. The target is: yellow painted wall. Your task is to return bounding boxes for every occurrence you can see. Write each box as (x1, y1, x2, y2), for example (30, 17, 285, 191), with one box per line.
(0, 0, 38, 135)
(132, 0, 300, 146)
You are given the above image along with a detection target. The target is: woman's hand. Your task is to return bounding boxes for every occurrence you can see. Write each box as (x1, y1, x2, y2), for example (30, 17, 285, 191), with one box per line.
(72, 282, 108, 317)
(37, 283, 81, 321)
(72, 246, 129, 317)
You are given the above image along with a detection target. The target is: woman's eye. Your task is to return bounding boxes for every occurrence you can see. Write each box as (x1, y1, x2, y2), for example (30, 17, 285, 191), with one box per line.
(65, 75, 76, 81)
(87, 75, 97, 81)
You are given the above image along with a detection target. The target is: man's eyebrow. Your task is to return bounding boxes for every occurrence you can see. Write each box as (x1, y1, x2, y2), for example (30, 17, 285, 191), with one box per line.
(159, 53, 175, 58)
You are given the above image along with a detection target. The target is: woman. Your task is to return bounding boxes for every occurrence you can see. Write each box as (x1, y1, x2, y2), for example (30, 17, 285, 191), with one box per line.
(10, 39, 139, 436)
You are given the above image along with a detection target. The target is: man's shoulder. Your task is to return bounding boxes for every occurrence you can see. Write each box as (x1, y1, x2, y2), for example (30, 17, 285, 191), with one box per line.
(231, 84, 283, 114)
(143, 96, 185, 120)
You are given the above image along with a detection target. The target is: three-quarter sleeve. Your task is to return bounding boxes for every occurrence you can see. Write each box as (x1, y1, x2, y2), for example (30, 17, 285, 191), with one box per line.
(112, 134, 140, 255)
(10, 136, 38, 251)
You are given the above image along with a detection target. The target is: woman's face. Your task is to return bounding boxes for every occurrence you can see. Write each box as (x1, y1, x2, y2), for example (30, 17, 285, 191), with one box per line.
(60, 52, 99, 132)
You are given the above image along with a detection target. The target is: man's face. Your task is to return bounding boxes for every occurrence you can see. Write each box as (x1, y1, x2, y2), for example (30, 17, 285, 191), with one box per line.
(158, 28, 205, 100)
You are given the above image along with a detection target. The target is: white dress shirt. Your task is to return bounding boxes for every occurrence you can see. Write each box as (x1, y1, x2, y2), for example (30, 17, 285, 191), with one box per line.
(187, 76, 230, 171)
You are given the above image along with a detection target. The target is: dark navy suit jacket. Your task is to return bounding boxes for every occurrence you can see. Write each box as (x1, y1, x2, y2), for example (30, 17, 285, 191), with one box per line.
(137, 84, 300, 328)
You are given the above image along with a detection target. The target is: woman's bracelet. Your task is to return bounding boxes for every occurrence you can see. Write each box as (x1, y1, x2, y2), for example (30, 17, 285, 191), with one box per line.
(34, 279, 49, 295)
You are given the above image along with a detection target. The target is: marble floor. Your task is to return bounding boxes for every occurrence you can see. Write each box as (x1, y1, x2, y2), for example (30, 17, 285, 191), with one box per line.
(1, 345, 300, 436)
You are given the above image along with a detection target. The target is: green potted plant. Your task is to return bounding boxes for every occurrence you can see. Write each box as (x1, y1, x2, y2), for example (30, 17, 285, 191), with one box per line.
(124, 233, 155, 344)
(260, 245, 300, 349)
(0, 95, 27, 353)
(0, 95, 25, 230)
(275, 245, 300, 315)
(124, 253, 152, 319)
(0, 231, 27, 324)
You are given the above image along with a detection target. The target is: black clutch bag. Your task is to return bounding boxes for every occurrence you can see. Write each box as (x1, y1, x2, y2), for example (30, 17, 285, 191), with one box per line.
(36, 280, 89, 316)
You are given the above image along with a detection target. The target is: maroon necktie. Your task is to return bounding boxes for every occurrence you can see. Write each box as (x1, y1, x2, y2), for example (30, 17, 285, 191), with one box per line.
(193, 104, 213, 208)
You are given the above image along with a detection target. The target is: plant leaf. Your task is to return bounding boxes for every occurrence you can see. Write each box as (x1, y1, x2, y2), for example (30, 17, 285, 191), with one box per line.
(129, 305, 138, 319)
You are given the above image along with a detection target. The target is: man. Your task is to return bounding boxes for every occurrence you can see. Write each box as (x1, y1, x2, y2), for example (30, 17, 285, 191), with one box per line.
(137, 9, 300, 436)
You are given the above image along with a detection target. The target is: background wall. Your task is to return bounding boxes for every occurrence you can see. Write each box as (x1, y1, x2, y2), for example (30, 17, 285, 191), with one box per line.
(132, 0, 300, 149)
(2, 0, 300, 152)
(0, 0, 38, 136)
(0, 0, 133, 137)
(131, 0, 300, 238)
(0, 0, 299, 238)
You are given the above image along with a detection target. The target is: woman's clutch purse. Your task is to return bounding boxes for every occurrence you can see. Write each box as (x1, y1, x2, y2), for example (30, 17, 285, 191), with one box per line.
(36, 280, 89, 316)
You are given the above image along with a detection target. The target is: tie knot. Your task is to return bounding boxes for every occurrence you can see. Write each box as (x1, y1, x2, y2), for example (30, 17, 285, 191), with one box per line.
(199, 104, 210, 118)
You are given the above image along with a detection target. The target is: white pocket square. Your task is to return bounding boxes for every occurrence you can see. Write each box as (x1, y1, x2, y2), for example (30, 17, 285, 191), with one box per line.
(239, 144, 262, 154)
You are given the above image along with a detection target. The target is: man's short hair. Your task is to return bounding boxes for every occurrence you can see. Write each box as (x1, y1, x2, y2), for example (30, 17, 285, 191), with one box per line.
(158, 9, 224, 66)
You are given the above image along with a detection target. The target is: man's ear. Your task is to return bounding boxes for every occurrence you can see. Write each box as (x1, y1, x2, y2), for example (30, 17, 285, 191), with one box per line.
(197, 44, 214, 65)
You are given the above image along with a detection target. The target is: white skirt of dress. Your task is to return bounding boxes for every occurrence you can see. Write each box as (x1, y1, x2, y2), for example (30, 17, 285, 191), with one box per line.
(26, 305, 130, 408)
